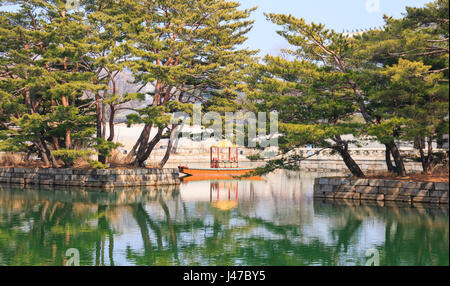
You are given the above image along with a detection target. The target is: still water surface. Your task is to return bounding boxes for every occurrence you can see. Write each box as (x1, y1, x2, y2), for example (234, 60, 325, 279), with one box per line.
(0, 170, 448, 266)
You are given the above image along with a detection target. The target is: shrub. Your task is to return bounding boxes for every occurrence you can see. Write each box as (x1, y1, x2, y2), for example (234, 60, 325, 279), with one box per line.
(94, 138, 123, 160)
(88, 160, 108, 169)
(247, 154, 261, 161)
(52, 149, 95, 167)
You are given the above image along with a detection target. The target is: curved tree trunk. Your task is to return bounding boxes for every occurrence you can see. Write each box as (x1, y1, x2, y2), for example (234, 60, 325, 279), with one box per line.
(95, 93, 106, 164)
(36, 140, 50, 167)
(61, 95, 72, 150)
(126, 124, 154, 165)
(39, 138, 58, 167)
(136, 124, 152, 157)
(425, 136, 434, 173)
(159, 125, 178, 168)
(107, 105, 115, 142)
(101, 102, 106, 140)
(333, 136, 365, 178)
(417, 137, 434, 174)
(385, 144, 394, 172)
(52, 136, 60, 151)
(65, 130, 71, 149)
(133, 126, 164, 167)
(125, 130, 145, 163)
(333, 145, 365, 178)
(385, 141, 407, 176)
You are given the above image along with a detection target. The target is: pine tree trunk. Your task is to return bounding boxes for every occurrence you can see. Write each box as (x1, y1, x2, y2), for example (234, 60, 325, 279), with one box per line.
(134, 127, 164, 167)
(136, 124, 152, 155)
(124, 124, 155, 163)
(125, 131, 144, 163)
(425, 136, 434, 173)
(418, 143, 427, 173)
(39, 138, 57, 167)
(65, 130, 71, 149)
(107, 105, 115, 142)
(346, 79, 408, 177)
(101, 103, 106, 140)
(52, 136, 60, 151)
(95, 93, 106, 164)
(332, 145, 365, 178)
(385, 144, 394, 172)
(61, 96, 72, 150)
(36, 140, 50, 167)
(417, 137, 434, 174)
(159, 125, 178, 168)
(386, 141, 406, 176)
(129, 83, 164, 166)
(46, 144, 58, 168)
(348, 81, 374, 124)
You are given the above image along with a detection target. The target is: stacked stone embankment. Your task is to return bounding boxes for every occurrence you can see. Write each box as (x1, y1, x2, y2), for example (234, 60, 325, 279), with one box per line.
(314, 177, 449, 205)
(0, 167, 180, 189)
(289, 148, 445, 173)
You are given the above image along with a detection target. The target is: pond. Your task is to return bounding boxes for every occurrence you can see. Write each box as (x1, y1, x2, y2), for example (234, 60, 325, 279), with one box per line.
(0, 170, 448, 266)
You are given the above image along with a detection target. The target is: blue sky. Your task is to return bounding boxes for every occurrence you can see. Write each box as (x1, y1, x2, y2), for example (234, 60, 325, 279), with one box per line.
(238, 0, 432, 57)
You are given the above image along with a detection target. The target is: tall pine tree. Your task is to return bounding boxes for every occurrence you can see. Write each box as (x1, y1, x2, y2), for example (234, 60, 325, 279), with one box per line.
(0, 0, 99, 167)
(124, 0, 257, 167)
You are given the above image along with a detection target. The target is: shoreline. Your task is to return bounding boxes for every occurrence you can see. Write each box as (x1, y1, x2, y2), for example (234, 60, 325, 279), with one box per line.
(314, 177, 449, 205)
(0, 167, 181, 190)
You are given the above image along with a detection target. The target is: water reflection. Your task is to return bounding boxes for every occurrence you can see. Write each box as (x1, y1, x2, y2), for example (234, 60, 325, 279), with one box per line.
(0, 171, 448, 266)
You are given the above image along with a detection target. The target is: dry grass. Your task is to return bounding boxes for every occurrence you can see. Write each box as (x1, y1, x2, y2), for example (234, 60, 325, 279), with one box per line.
(107, 149, 126, 165)
(0, 152, 35, 167)
(0, 151, 164, 169)
(72, 157, 91, 169)
(69, 150, 161, 169)
(145, 162, 162, 169)
(107, 149, 133, 168)
(428, 165, 449, 177)
(105, 149, 162, 169)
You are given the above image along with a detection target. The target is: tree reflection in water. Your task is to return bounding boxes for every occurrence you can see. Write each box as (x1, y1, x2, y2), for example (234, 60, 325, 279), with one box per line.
(0, 176, 448, 266)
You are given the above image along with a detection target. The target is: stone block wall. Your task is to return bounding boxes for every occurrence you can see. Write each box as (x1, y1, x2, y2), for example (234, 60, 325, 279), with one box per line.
(291, 148, 434, 173)
(314, 177, 449, 205)
(0, 167, 180, 189)
(299, 159, 423, 173)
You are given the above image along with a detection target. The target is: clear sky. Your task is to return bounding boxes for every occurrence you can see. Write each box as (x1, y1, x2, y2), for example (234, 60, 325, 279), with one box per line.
(237, 0, 432, 57)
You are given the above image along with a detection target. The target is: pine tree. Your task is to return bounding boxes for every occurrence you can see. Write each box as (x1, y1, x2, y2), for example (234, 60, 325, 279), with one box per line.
(0, 0, 99, 167)
(260, 1, 449, 176)
(244, 55, 366, 177)
(357, 0, 449, 173)
(250, 13, 382, 177)
(83, 0, 145, 163)
(124, 0, 257, 167)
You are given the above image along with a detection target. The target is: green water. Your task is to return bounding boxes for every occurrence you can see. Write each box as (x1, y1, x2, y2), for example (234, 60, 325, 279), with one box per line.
(0, 170, 448, 266)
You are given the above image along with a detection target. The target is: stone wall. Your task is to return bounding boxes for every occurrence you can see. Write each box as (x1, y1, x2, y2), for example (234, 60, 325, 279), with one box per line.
(299, 159, 423, 173)
(314, 177, 449, 205)
(293, 148, 431, 172)
(0, 167, 180, 189)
